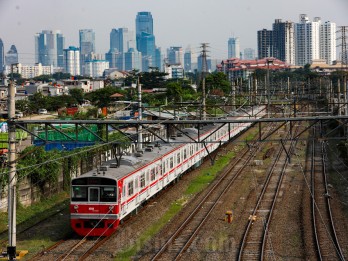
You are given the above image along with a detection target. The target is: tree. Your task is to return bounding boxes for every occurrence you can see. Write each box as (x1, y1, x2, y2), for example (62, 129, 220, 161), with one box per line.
(166, 82, 183, 103)
(69, 88, 85, 105)
(85, 86, 117, 108)
(205, 72, 230, 95)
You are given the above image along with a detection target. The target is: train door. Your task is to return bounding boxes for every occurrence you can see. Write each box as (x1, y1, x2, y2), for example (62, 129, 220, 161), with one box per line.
(88, 187, 100, 213)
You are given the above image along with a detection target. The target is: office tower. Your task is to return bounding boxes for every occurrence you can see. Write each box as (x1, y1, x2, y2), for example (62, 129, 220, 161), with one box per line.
(0, 39, 4, 73)
(257, 29, 273, 59)
(110, 28, 135, 53)
(295, 14, 321, 66)
(124, 48, 142, 71)
(105, 49, 124, 70)
(5, 45, 19, 66)
(136, 12, 153, 49)
(272, 19, 295, 64)
(138, 32, 156, 71)
(184, 46, 198, 72)
(320, 21, 336, 64)
(35, 30, 65, 67)
(63, 46, 80, 75)
(167, 46, 183, 65)
(136, 12, 156, 71)
(155, 47, 162, 70)
(228, 37, 240, 58)
(79, 29, 95, 73)
(244, 48, 256, 60)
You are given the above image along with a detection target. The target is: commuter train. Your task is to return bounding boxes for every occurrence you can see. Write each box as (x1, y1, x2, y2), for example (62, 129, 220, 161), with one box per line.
(70, 106, 266, 236)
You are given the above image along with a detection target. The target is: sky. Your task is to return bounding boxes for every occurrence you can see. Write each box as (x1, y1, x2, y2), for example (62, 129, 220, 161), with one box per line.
(0, 0, 347, 64)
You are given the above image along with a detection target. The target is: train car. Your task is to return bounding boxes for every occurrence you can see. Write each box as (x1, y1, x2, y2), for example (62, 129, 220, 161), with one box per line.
(70, 106, 265, 236)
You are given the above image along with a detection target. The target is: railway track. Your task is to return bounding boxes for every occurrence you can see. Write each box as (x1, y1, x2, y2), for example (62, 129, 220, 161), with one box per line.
(237, 123, 301, 260)
(310, 135, 345, 260)
(149, 122, 282, 260)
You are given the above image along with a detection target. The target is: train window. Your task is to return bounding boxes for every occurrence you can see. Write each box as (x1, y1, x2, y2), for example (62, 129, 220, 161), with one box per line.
(151, 168, 155, 181)
(177, 153, 181, 164)
(170, 157, 174, 169)
(71, 186, 88, 202)
(122, 185, 126, 197)
(89, 187, 99, 202)
(140, 174, 145, 188)
(190, 145, 193, 155)
(128, 181, 134, 196)
(162, 162, 165, 174)
(100, 187, 117, 202)
(183, 149, 187, 159)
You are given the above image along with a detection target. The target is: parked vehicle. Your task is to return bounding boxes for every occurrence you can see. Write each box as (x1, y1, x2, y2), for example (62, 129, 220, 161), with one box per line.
(38, 109, 48, 114)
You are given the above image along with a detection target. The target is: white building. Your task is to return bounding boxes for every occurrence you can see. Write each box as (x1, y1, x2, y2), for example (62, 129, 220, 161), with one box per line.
(63, 46, 80, 75)
(295, 15, 321, 66)
(320, 21, 336, 65)
(4, 63, 53, 78)
(84, 60, 109, 78)
(164, 64, 184, 79)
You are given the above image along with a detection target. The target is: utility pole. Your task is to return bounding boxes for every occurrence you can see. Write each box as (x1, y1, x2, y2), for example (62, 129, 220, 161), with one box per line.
(137, 76, 142, 152)
(201, 43, 209, 120)
(7, 64, 17, 260)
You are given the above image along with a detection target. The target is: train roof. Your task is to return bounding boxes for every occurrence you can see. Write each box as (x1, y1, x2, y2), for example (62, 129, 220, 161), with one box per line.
(72, 106, 265, 182)
(73, 122, 221, 182)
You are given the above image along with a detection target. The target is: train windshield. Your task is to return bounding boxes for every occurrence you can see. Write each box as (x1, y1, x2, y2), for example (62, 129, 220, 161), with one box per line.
(71, 177, 117, 202)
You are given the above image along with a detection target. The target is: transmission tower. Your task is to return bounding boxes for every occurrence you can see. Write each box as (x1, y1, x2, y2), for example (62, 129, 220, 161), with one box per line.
(337, 26, 348, 68)
(200, 43, 209, 120)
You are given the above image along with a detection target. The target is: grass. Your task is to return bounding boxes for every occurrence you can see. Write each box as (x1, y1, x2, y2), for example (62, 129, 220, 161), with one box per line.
(0, 192, 69, 236)
(116, 198, 186, 260)
(185, 150, 237, 195)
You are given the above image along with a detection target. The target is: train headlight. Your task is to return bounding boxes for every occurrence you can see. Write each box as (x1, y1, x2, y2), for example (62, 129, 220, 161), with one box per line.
(74, 205, 79, 209)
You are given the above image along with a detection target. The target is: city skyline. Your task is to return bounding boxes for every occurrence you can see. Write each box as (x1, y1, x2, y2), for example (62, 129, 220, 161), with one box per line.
(0, 0, 347, 65)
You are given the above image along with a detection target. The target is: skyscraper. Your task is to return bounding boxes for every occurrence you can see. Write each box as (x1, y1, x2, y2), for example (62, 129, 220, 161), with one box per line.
(257, 29, 273, 59)
(79, 29, 95, 73)
(110, 28, 135, 54)
(295, 14, 321, 66)
(35, 30, 65, 67)
(5, 45, 19, 66)
(136, 12, 156, 71)
(273, 19, 295, 65)
(228, 37, 240, 58)
(320, 21, 336, 65)
(0, 39, 4, 73)
(167, 46, 183, 65)
(136, 12, 153, 48)
(63, 46, 80, 76)
(124, 48, 142, 71)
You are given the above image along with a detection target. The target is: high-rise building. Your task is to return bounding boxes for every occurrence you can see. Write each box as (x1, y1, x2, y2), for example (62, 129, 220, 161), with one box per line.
(35, 30, 65, 67)
(136, 12, 153, 48)
(0, 39, 4, 73)
(167, 46, 183, 65)
(84, 60, 109, 78)
(295, 14, 321, 66)
(63, 46, 80, 76)
(272, 19, 295, 64)
(105, 49, 124, 70)
(184, 46, 198, 72)
(124, 48, 142, 71)
(110, 28, 135, 54)
(243, 48, 256, 60)
(155, 47, 163, 70)
(136, 12, 156, 71)
(79, 29, 95, 74)
(320, 21, 336, 65)
(5, 45, 19, 66)
(228, 37, 240, 58)
(257, 29, 273, 59)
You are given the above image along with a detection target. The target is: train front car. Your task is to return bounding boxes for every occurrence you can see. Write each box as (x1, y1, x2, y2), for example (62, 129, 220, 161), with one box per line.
(70, 175, 119, 237)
